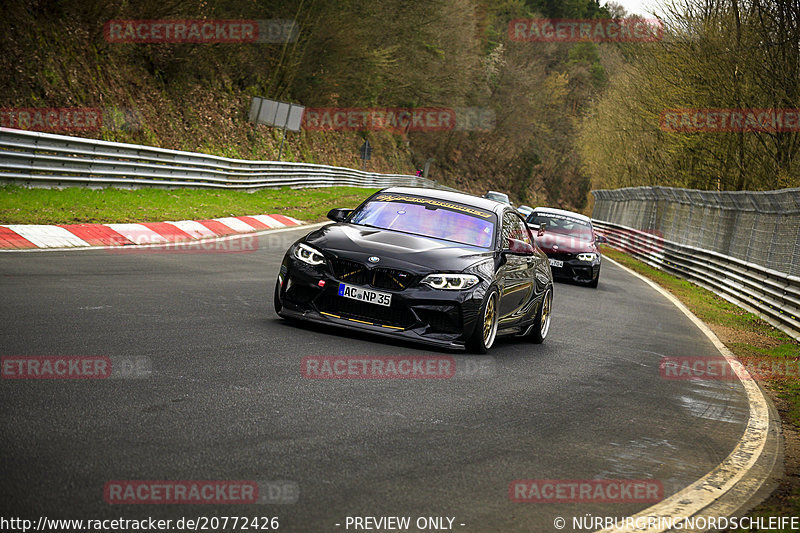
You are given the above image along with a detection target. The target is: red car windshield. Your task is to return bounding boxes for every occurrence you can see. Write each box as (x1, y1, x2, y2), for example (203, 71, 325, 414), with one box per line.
(350, 194, 496, 248)
(529, 213, 593, 240)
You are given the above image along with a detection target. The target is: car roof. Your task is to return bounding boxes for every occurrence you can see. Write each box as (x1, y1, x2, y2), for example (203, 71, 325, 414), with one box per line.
(530, 206, 592, 223)
(380, 186, 509, 214)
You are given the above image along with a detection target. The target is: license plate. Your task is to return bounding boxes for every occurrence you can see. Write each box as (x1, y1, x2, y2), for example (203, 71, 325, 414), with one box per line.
(338, 283, 392, 307)
(549, 258, 564, 268)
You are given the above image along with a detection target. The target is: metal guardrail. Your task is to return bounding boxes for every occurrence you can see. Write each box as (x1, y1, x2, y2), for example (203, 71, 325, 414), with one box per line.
(593, 219, 800, 342)
(0, 128, 454, 191)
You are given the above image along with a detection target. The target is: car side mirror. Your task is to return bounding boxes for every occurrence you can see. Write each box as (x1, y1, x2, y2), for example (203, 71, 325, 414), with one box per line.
(537, 222, 546, 238)
(327, 208, 352, 222)
(498, 251, 508, 267)
(596, 234, 608, 244)
(506, 238, 535, 255)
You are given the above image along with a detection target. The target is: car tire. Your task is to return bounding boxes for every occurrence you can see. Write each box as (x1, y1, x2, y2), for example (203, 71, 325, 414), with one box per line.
(530, 287, 553, 344)
(588, 275, 599, 288)
(467, 287, 499, 354)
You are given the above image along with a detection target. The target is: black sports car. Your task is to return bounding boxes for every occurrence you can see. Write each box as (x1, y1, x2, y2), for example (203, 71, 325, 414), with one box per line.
(274, 187, 554, 352)
(526, 207, 606, 288)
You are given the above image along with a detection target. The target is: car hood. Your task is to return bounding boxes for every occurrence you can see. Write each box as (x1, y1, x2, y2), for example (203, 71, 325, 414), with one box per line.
(536, 232, 597, 254)
(304, 223, 493, 273)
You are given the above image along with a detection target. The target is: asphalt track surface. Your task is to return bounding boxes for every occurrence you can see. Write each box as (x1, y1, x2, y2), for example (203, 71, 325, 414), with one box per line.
(0, 225, 751, 532)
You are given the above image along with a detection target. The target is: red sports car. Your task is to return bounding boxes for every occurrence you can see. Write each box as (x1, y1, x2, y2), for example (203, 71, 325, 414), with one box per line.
(526, 207, 606, 288)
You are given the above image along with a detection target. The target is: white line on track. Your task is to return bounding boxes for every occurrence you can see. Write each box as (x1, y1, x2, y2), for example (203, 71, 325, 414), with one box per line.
(597, 256, 773, 533)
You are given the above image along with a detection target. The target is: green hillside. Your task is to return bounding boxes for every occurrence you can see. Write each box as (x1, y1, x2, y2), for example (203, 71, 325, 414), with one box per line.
(0, 0, 615, 211)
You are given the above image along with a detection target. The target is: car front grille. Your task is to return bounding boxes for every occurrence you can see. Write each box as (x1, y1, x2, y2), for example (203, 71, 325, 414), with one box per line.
(330, 258, 418, 291)
(316, 291, 416, 329)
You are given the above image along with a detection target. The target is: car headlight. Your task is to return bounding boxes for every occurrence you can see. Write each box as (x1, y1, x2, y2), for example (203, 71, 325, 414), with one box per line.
(293, 243, 326, 266)
(577, 253, 598, 262)
(420, 273, 480, 290)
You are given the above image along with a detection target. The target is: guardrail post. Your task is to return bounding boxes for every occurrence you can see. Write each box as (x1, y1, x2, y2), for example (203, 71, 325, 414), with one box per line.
(793, 225, 800, 278)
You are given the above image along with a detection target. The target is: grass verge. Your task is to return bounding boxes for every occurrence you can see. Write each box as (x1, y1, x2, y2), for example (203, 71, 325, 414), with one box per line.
(0, 185, 379, 225)
(601, 246, 800, 529)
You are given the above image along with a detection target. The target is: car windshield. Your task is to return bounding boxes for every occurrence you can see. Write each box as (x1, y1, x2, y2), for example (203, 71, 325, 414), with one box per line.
(529, 213, 593, 240)
(486, 192, 510, 204)
(349, 193, 496, 248)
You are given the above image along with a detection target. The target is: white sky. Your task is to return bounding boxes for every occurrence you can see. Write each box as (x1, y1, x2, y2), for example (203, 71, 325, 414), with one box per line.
(606, 0, 663, 17)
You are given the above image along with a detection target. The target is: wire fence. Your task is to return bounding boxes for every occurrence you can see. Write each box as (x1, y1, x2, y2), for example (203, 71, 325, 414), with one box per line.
(592, 186, 800, 277)
(592, 186, 800, 341)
